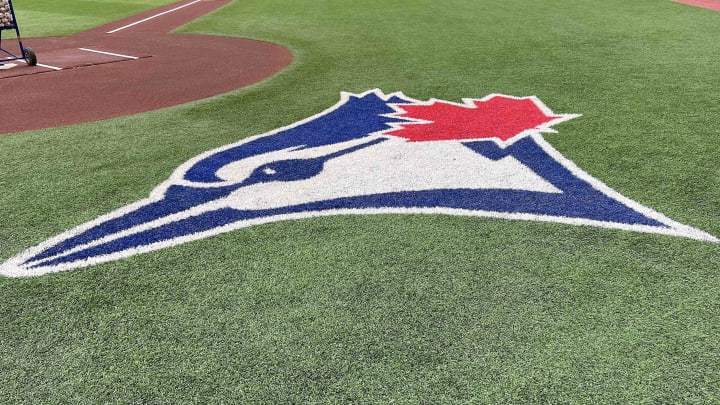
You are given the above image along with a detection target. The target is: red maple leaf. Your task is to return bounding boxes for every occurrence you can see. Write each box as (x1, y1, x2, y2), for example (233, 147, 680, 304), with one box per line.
(385, 95, 576, 143)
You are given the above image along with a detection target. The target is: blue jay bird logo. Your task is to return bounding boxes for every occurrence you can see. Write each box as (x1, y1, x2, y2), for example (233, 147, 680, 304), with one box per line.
(2, 89, 717, 277)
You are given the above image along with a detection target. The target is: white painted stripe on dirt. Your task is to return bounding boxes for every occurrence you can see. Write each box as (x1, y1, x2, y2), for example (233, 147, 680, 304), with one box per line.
(16, 59, 63, 70)
(78, 47, 139, 60)
(105, 0, 203, 34)
(38, 63, 63, 70)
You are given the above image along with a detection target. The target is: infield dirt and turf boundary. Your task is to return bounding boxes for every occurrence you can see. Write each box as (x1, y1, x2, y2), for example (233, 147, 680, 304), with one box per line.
(672, 0, 720, 11)
(0, 0, 292, 135)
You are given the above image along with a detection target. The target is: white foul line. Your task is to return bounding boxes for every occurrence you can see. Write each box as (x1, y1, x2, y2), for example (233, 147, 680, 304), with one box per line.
(78, 48, 139, 60)
(38, 63, 63, 71)
(105, 0, 203, 34)
(16, 59, 63, 70)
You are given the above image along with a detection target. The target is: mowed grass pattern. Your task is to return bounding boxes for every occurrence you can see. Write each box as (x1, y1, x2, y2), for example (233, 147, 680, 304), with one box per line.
(14, 0, 178, 36)
(1, 0, 719, 402)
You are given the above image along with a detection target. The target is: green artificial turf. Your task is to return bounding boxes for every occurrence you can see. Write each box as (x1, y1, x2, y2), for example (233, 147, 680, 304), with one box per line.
(12, 0, 177, 37)
(1, 0, 720, 402)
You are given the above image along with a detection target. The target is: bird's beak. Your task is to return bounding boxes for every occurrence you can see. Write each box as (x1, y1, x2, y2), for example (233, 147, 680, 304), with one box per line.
(1, 183, 246, 277)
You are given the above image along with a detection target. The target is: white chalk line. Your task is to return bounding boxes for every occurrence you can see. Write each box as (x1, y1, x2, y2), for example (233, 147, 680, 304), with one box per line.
(105, 0, 203, 34)
(78, 47, 139, 60)
(15, 59, 63, 70)
(37, 63, 63, 71)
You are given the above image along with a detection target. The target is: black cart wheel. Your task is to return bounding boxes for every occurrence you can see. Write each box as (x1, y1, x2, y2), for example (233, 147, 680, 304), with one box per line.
(24, 47, 37, 66)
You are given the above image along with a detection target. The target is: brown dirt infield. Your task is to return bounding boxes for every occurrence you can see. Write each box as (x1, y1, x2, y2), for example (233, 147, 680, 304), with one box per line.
(0, 0, 292, 135)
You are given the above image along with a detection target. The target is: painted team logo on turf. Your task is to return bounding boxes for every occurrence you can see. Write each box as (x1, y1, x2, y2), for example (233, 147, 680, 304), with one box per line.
(2, 89, 717, 277)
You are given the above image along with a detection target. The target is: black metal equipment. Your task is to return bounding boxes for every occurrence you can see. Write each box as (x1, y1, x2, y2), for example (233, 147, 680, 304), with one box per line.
(0, 0, 36, 66)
